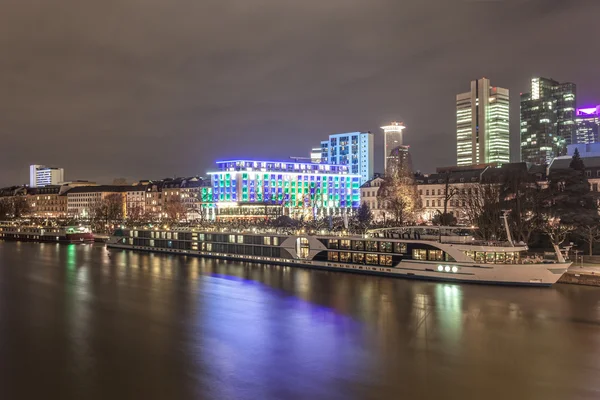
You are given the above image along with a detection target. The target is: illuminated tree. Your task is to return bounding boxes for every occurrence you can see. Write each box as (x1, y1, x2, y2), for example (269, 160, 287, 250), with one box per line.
(377, 166, 420, 225)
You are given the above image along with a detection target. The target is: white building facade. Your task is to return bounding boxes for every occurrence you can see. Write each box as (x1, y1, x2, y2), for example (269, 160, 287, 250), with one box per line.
(29, 165, 64, 188)
(359, 176, 389, 221)
(320, 132, 374, 184)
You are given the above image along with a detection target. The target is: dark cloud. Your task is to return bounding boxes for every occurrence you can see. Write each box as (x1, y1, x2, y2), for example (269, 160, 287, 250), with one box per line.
(0, 0, 598, 185)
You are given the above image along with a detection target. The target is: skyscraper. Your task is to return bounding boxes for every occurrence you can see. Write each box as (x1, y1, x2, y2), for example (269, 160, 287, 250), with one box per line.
(520, 77, 577, 164)
(576, 106, 600, 144)
(320, 132, 374, 184)
(456, 78, 510, 166)
(29, 165, 64, 188)
(381, 122, 409, 173)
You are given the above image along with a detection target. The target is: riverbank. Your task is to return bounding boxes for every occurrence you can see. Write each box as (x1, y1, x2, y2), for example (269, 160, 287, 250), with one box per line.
(558, 265, 600, 287)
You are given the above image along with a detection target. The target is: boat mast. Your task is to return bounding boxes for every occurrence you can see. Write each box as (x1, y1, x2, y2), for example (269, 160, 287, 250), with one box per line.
(501, 210, 514, 247)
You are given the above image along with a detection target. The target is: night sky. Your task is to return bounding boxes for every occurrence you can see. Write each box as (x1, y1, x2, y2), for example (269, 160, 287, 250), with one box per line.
(1, 0, 599, 186)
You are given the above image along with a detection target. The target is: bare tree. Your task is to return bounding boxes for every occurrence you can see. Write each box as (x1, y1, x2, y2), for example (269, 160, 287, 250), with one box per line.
(441, 173, 458, 220)
(12, 196, 30, 218)
(0, 198, 12, 219)
(577, 224, 600, 256)
(104, 193, 124, 226)
(126, 204, 145, 225)
(541, 216, 575, 260)
(458, 184, 504, 241)
(164, 196, 187, 224)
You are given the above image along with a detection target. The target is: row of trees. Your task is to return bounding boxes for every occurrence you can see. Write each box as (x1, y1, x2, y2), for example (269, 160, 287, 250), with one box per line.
(0, 197, 30, 219)
(87, 195, 192, 232)
(369, 149, 600, 254)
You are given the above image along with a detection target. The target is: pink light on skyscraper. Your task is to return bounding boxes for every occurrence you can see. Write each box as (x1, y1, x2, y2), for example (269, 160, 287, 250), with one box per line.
(577, 106, 600, 116)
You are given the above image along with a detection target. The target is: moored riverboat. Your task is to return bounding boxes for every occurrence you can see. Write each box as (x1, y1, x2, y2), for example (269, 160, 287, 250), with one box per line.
(0, 224, 94, 243)
(107, 226, 570, 287)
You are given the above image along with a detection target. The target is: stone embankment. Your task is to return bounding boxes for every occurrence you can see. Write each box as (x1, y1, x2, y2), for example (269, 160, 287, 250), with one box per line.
(559, 265, 600, 287)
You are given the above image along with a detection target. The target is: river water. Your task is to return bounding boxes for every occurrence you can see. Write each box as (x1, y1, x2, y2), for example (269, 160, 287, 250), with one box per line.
(0, 241, 599, 400)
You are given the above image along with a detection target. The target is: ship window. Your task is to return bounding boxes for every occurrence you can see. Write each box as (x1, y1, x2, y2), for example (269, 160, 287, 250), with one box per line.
(428, 250, 444, 261)
(496, 252, 506, 263)
(352, 253, 365, 264)
(229, 235, 236, 243)
(352, 240, 364, 251)
(412, 249, 427, 260)
(273, 237, 279, 246)
(340, 239, 351, 249)
(475, 252, 485, 262)
(149, 239, 154, 247)
(380, 242, 392, 253)
(486, 252, 496, 263)
(206, 243, 212, 251)
(237, 235, 244, 243)
(464, 251, 475, 260)
(366, 253, 379, 265)
(328, 239, 339, 249)
(328, 252, 339, 261)
(263, 236, 271, 245)
(505, 252, 515, 264)
(393, 243, 407, 253)
(199, 233, 205, 241)
(339, 252, 351, 262)
(365, 241, 378, 252)
(380, 255, 393, 266)
(173, 232, 178, 240)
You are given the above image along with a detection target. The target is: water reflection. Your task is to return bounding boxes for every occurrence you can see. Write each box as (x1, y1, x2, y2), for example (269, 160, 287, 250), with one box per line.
(0, 241, 600, 399)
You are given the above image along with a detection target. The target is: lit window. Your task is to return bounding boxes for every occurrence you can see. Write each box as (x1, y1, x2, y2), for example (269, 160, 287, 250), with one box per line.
(428, 250, 444, 261)
(412, 249, 427, 260)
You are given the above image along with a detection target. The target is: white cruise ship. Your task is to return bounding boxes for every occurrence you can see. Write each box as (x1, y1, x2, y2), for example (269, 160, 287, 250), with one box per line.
(106, 226, 570, 287)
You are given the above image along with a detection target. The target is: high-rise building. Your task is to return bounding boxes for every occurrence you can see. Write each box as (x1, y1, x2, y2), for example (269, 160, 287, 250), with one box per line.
(520, 77, 577, 164)
(29, 165, 64, 188)
(576, 106, 600, 144)
(320, 132, 373, 184)
(456, 78, 510, 166)
(381, 122, 407, 173)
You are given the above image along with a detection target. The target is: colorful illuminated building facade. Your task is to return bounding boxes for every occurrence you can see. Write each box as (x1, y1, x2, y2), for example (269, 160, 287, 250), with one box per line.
(208, 160, 361, 219)
(576, 106, 600, 144)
